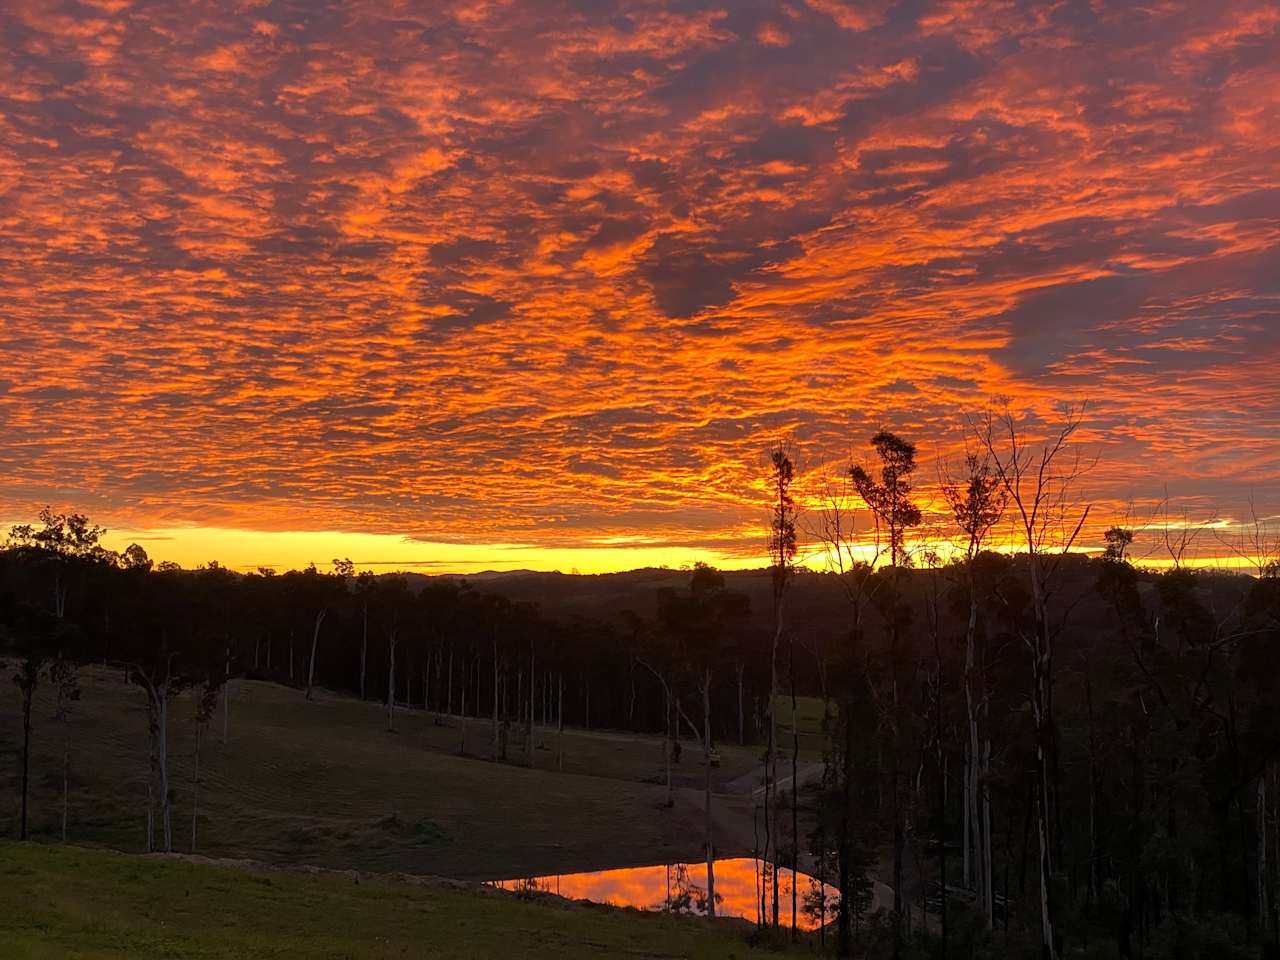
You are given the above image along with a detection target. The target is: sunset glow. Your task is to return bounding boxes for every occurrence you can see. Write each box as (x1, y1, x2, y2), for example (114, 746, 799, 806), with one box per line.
(2, 1, 1277, 570)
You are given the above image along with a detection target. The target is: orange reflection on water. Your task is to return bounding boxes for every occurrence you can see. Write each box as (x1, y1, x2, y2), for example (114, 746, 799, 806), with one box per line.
(491, 858, 838, 931)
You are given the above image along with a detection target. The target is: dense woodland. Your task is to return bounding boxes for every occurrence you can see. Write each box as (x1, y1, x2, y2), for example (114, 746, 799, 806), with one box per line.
(4, 412, 1280, 959)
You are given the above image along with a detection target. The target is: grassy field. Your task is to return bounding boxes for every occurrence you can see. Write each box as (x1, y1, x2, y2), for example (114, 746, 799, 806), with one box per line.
(769, 695, 828, 738)
(0, 665, 786, 880)
(0, 841, 797, 959)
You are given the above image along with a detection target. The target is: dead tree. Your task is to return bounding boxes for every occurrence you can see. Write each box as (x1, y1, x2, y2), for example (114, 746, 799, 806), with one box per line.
(50, 657, 80, 842)
(974, 403, 1094, 960)
(190, 680, 220, 852)
(13, 655, 44, 841)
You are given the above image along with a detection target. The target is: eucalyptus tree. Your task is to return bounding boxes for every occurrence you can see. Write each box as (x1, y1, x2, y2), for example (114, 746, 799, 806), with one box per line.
(49, 655, 80, 841)
(809, 468, 888, 957)
(373, 576, 414, 733)
(115, 562, 226, 853)
(12, 653, 44, 841)
(850, 429, 922, 953)
(658, 563, 751, 920)
(765, 445, 799, 934)
(634, 609, 679, 805)
(942, 452, 1007, 926)
(5, 508, 113, 620)
(452, 585, 490, 756)
(277, 564, 342, 701)
(332, 558, 359, 696)
(419, 579, 466, 719)
(190, 679, 220, 853)
(3, 509, 100, 841)
(471, 592, 514, 755)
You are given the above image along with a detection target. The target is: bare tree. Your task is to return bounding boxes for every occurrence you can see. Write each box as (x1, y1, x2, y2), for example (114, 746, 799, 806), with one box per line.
(12, 655, 44, 840)
(49, 657, 81, 842)
(1216, 494, 1280, 577)
(190, 680, 220, 852)
(974, 402, 1094, 960)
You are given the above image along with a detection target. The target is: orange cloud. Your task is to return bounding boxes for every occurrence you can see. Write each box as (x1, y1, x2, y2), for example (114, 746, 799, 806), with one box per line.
(0, 0, 1276, 571)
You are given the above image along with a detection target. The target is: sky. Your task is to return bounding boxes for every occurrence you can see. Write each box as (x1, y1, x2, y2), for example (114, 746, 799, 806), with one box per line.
(1, 0, 1278, 573)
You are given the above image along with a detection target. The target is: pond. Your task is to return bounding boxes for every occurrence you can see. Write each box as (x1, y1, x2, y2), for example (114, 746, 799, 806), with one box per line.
(490, 857, 840, 931)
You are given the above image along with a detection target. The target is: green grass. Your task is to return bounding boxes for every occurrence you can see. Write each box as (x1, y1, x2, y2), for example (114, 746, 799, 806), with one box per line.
(0, 841, 786, 959)
(769, 695, 828, 737)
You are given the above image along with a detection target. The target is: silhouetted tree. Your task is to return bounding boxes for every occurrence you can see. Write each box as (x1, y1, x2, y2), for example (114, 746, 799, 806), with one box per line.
(975, 404, 1092, 960)
(943, 452, 1007, 927)
(658, 564, 750, 920)
(851, 429, 922, 957)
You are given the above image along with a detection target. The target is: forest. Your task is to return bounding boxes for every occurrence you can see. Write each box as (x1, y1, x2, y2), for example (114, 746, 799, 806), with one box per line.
(4, 411, 1279, 960)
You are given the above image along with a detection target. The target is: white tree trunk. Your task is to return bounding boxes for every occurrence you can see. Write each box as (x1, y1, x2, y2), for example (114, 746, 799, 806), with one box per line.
(527, 645, 535, 765)
(459, 659, 467, 754)
(386, 631, 397, 732)
(491, 637, 500, 754)
(964, 588, 992, 924)
(1031, 559, 1058, 960)
(60, 716, 69, 844)
(982, 738, 994, 924)
(159, 686, 172, 853)
(963, 748, 972, 887)
(359, 602, 368, 699)
(769, 620, 780, 928)
(664, 683, 673, 807)
(1260, 775, 1269, 925)
(222, 645, 230, 744)
(737, 662, 745, 746)
(191, 721, 202, 852)
(704, 670, 716, 918)
(305, 610, 325, 700)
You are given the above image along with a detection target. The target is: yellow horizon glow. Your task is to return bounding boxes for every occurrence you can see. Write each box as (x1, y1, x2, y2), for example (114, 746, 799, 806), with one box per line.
(88, 525, 762, 576)
(22, 523, 1261, 577)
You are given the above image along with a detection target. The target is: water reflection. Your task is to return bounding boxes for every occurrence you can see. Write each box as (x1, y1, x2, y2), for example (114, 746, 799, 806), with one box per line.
(491, 857, 839, 931)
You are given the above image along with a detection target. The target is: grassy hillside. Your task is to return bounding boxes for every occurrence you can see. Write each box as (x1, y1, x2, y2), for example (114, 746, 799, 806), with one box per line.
(769, 695, 827, 737)
(0, 665, 783, 880)
(0, 841, 792, 959)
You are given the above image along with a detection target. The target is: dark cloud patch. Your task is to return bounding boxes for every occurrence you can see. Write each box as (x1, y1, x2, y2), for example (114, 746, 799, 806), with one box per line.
(421, 294, 513, 332)
(429, 238, 501, 267)
(883, 379, 919, 394)
(639, 234, 803, 319)
(998, 247, 1280, 376)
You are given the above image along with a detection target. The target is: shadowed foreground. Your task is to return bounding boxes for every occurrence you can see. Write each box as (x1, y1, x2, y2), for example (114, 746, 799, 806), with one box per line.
(0, 842, 793, 959)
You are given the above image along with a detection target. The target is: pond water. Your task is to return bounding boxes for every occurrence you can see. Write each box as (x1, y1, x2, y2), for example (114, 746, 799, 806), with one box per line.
(490, 857, 840, 931)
